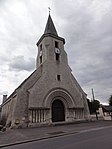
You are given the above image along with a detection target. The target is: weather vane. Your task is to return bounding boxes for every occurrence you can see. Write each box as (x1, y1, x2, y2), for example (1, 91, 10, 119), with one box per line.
(48, 7, 51, 14)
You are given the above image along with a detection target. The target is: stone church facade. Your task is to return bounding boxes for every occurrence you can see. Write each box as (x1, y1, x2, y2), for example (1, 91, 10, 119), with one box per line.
(1, 14, 90, 128)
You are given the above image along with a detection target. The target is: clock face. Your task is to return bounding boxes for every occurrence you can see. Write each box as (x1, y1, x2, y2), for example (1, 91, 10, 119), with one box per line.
(55, 48, 60, 54)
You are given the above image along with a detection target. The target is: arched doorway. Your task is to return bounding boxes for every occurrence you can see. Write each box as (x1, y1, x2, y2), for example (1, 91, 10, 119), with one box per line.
(52, 99, 65, 122)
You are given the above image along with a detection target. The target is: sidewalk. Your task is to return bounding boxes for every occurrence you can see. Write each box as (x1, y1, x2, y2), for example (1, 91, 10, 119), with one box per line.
(0, 121, 112, 148)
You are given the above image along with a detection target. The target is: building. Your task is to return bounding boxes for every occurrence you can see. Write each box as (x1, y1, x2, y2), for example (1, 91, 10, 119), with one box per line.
(0, 106, 1, 122)
(99, 105, 112, 120)
(1, 14, 90, 128)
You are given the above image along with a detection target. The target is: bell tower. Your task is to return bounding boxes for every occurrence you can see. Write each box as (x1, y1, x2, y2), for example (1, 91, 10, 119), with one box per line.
(36, 14, 67, 69)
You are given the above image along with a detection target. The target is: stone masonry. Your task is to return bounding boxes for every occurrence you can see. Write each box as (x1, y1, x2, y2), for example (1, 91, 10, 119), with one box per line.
(1, 14, 90, 128)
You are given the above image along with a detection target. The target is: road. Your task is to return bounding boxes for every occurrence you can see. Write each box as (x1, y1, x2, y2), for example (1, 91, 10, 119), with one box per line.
(3, 125, 112, 149)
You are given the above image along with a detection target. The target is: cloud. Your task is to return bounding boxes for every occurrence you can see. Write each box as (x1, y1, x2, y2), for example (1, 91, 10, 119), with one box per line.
(0, 0, 112, 104)
(53, 0, 112, 103)
(9, 56, 35, 71)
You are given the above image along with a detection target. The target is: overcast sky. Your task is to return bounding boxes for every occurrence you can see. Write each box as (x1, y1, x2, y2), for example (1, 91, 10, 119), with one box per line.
(0, 0, 112, 104)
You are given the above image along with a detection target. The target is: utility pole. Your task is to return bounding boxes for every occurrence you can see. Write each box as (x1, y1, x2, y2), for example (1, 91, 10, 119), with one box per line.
(91, 88, 98, 120)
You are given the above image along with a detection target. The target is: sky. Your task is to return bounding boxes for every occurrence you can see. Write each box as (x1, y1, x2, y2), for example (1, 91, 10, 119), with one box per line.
(0, 0, 112, 105)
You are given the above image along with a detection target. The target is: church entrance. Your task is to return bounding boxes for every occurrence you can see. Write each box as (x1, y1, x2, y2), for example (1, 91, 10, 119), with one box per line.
(52, 99, 65, 122)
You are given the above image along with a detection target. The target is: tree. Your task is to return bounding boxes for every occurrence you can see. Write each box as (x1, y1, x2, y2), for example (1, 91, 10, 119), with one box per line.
(87, 99, 100, 114)
(92, 99, 100, 112)
(109, 95, 112, 106)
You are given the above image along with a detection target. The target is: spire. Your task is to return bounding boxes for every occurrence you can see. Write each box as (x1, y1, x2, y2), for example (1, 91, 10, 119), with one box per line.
(36, 13, 65, 46)
(44, 14, 58, 36)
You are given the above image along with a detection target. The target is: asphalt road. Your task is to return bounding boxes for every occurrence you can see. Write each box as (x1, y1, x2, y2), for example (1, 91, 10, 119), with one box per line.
(2, 125, 112, 149)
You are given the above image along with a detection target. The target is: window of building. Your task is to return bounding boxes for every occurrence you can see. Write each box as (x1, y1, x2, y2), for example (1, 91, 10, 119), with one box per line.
(40, 44, 42, 51)
(56, 53, 59, 61)
(55, 41, 58, 48)
(55, 41, 60, 61)
(39, 44, 43, 64)
(57, 74, 61, 81)
(40, 56, 42, 64)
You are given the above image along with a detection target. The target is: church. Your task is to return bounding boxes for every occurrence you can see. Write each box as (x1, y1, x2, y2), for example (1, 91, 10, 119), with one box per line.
(1, 14, 90, 128)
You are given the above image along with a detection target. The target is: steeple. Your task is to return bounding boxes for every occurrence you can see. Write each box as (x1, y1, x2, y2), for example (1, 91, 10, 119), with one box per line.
(36, 14, 65, 46)
(44, 14, 58, 36)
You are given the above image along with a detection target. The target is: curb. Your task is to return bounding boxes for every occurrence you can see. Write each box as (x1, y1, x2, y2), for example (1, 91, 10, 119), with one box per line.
(0, 131, 79, 148)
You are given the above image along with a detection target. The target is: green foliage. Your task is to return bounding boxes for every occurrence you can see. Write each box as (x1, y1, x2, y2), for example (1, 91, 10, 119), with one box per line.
(108, 95, 112, 106)
(87, 99, 100, 114)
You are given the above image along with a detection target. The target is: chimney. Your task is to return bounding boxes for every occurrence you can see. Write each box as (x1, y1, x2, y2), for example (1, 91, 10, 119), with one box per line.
(3, 95, 7, 103)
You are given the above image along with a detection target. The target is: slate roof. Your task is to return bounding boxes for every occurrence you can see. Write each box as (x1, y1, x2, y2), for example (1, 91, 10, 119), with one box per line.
(44, 14, 58, 36)
(102, 105, 112, 112)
